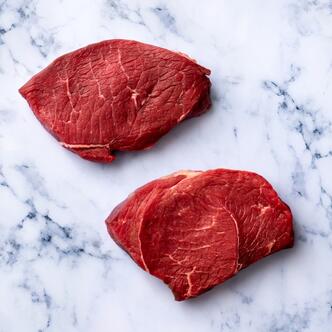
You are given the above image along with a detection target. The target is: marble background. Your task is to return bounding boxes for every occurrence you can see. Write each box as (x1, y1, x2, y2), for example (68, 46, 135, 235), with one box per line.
(1, 0, 332, 331)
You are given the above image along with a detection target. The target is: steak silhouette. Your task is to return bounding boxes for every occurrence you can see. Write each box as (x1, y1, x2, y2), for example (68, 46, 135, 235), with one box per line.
(106, 169, 294, 301)
(19, 40, 211, 162)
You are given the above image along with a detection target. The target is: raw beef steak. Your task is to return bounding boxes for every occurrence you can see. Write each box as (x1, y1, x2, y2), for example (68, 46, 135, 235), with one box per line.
(19, 40, 211, 162)
(106, 169, 294, 301)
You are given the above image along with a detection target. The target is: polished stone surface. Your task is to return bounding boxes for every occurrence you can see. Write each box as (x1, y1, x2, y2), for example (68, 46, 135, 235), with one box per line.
(1, 0, 332, 331)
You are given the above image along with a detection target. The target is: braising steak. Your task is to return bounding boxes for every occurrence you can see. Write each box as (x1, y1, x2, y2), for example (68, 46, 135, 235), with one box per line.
(106, 169, 294, 301)
(19, 40, 211, 162)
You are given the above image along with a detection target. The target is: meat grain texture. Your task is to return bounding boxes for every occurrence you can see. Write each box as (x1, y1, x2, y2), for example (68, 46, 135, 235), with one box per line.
(19, 39, 211, 162)
(106, 169, 294, 301)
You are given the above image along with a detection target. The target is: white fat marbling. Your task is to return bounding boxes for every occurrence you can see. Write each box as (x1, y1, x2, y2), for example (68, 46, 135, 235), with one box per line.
(1, 0, 332, 331)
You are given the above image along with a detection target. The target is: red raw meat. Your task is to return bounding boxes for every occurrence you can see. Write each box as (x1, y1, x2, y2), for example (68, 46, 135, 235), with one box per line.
(106, 169, 294, 301)
(19, 40, 211, 162)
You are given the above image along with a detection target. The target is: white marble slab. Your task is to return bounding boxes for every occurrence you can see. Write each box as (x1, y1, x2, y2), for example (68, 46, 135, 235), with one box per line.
(1, 0, 332, 331)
